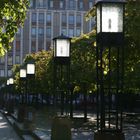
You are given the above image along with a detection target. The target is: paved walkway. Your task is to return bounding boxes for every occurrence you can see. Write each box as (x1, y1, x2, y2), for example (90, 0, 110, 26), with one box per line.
(0, 112, 21, 140)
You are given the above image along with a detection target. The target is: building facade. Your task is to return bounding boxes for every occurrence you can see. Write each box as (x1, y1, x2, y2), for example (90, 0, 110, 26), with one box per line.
(0, 0, 95, 77)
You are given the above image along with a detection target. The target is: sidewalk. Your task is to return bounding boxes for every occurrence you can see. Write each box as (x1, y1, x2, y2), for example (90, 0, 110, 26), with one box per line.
(0, 112, 21, 140)
(2, 107, 140, 140)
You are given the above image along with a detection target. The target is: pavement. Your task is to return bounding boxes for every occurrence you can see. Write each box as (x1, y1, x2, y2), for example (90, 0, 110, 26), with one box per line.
(0, 112, 21, 140)
(0, 108, 140, 140)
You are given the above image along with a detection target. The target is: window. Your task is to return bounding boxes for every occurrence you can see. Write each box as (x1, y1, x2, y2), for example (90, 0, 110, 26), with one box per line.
(49, 0, 53, 8)
(29, 0, 36, 8)
(60, 1, 64, 9)
(8, 56, 13, 65)
(15, 56, 20, 64)
(69, 0, 75, 9)
(31, 27, 36, 37)
(39, 13, 44, 24)
(62, 14, 66, 24)
(0, 56, 5, 63)
(38, 40, 44, 51)
(46, 13, 51, 23)
(62, 28, 67, 35)
(69, 15, 74, 25)
(79, 0, 83, 9)
(8, 70, 12, 77)
(0, 70, 5, 77)
(16, 28, 21, 35)
(46, 27, 51, 37)
(38, 0, 44, 8)
(38, 27, 44, 36)
(68, 28, 74, 37)
(89, 1, 93, 9)
(46, 41, 51, 50)
(31, 40, 36, 52)
(76, 28, 81, 36)
(77, 15, 81, 24)
(32, 13, 36, 22)
(16, 41, 20, 51)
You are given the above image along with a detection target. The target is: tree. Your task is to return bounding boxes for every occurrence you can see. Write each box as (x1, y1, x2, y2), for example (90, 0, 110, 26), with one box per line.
(71, 31, 96, 90)
(0, 0, 29, 56)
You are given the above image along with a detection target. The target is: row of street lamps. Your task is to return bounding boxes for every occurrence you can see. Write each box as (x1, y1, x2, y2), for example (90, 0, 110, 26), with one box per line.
(4, 1, 126, 139)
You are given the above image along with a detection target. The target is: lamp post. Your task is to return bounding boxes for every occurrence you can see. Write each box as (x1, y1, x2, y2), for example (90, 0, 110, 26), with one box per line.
(20, 67, 27, 103)
(53, 34, 71, 116)
(8, 77, 14, 114)
(95, 0, 125, 140)
(26, 61, 35, 105)
(9, 77, 14, 100)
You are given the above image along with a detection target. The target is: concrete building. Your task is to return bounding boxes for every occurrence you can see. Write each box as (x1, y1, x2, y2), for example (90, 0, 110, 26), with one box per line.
(0, 0, 95, 77)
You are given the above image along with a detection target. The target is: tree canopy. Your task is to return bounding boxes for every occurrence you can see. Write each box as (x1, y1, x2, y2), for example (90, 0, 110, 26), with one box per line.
(0, 0, 29, 56)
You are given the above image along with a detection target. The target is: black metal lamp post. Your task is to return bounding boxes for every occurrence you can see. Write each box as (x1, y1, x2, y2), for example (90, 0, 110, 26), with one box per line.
(6, 79, 9, 100)
(20, 67, 27, 103)
(26, 61, 35, 105)
(9, 77, 14, 101)
(95, 0, 125, 140)
(9, 77, 14, 98)
(8, 77, 14, 114)
(53, 34, 71, 116)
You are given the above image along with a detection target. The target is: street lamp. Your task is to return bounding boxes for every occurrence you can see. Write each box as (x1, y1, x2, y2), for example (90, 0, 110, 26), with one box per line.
(26, 61, 35, 105)
(7, 79, 10, 86)
(9, 78, 14, 85)
(7, 77, 14, 114)
(95, 0, 125, 140)
(20, 67, 27, 103)
(52, 34, 72, 140)
(20, 68, 27, 79)
(27, 61, 35, 75)
(53, 34, 71, 115)
(96, 0, 125, 45)
(53, 34, 71, 64)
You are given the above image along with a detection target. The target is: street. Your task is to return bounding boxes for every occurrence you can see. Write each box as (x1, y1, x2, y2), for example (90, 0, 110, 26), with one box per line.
(0, 112, 21, 140)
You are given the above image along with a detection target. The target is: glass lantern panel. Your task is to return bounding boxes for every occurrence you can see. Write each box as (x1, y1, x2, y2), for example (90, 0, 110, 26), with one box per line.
(9, 78, 14, 84)
(102, 3, 123, 32)
(56, 39, 70, 57)
(7, 80, 9, 85)
(20, 69, 26, 78)
(27, 64, 35, 74)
